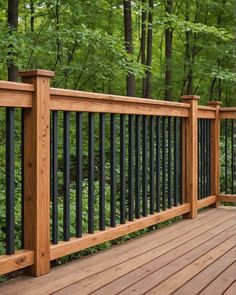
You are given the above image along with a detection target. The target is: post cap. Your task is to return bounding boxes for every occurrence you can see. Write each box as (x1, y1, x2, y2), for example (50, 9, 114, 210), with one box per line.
(181, 95, 200, 101)
(207, 101, 222, 106)
(19, 69, 55, 78)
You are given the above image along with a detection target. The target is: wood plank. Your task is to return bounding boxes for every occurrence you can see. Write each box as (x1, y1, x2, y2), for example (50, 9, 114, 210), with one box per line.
(199, 262, 236, 295)
(146, 235, 236, 295)
(207, 101, 221, 208)
(53, 215, 236, 294)
(0, 209, 227, 295)
(0, 90, 33, 108)
(198, 106, 216, 119)
(224, 281, 236, 295)
(50, 204, 190, 260)
(117, 228, 236, 295)
(91, 218, 236, 295)
(0, 208, 233, 295)
(181, 96, 199, 218)
(197, 195, 216, 209)
(0, 250, 34, 275)
(220, 108, 236, 119)
(20, 70, 54, 276)
(50, 96, 189, 117)
(173, 247, 236, 295)
(219, 194, 236, 203)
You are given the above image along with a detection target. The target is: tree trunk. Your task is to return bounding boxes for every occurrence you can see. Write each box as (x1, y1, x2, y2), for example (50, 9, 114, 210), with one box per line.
(164, 0, 173, 100)
(123, 0, 136, 97)
(144, 0, 153, 98)
(30, 0, 35, 32)
(7, 0, 18, 81)
(141, 0, 147, 98)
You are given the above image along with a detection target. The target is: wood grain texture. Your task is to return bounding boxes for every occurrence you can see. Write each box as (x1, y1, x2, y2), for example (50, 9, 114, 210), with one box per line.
(20, 70, 54, 276)
(0, 250, 34, 275)
(181, 96, 199, 219)
(207, 101, 222, 208)
(198, 106, 216, 119)
(0, 208, 235, 295)
(50, 88, 190, 117)
(197, 195, 217, 209)
(50, 204, 190, 260)
(219, 194, 236, 203)
(168, 247, 236, 295)
(0, 81, 34, 107)
(220, 107, 236, 119)
(146, 235, 236, 295)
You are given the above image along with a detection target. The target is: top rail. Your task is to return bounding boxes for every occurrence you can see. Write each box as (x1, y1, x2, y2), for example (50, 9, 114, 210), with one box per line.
(50, 88, 190, 117)
(198, 105, 216, 119)
(220, 107, 236, 119)
(0, 81, 34, 108)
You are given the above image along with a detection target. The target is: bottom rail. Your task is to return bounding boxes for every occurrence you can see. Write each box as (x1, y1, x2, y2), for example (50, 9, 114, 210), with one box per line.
(0, 250, 34, 276)
(50, 204, 190, 260)
(197, 195, 217, 209)
(219, 194, 236, 203)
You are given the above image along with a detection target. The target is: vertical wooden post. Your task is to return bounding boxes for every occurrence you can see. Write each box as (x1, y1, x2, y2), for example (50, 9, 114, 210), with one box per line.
(207, 101, 222, 207)
(181, 95, 200, 219)
(19, 70, 54, 276)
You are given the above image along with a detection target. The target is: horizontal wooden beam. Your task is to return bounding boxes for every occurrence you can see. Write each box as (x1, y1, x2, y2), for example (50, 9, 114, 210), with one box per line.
(0, 81, 34, 108)
(198, 106, 216, 119)
(0, 250, 34, 276)
(220, 108, 236, 119)
(50, 88, 190, 117)
(219, 194, 236, 203)
(197, 195, 217, 209)
(50, 204, 190, 260)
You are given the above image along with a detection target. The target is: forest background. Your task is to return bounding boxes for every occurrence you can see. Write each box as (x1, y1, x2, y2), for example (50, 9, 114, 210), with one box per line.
(1, 0, 236, 105)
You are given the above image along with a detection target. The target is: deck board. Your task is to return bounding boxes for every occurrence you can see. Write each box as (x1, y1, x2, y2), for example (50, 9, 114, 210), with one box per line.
(0, 207, 235, 295)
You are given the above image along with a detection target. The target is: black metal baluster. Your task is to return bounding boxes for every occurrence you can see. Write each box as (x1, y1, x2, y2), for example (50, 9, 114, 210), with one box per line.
(200, 119, 204, 199)
(120, 115, 126, 224)
(206, 119, 209, 196)
(110, 114, 116, 227)
(150, 116, 154, 214)
(135, 115, 141, 218)
(128, 115, 134, 221)
(206, 119, 210, 196)
(6, 108, 15, 254)
(168, 117, 172, 208)
(208, 119, 211, 195)
(204, 119, 208, 197)
(142, 115, 147, 216)
(52, 111, 58, 243)
(162, 116, 166, 210)
(88, 113, 94, 234)
(99, 113, 105, 230)
(174, 117, 178, 206)
(76, 112, 83, 237)
(21, 109, 24, 248)
(179, 118, 183, 205)
(156, 117, 161, 212)
(225, 119, 228, 194)
(198, 120, 200, 200)
(63, 111, 70, 241)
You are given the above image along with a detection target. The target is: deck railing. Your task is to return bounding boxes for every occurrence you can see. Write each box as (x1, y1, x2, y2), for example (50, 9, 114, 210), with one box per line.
(0, 70, 235, 277)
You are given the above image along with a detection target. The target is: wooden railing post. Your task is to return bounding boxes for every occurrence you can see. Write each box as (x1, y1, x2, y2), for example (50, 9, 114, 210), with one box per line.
(181, 95, 200, 219)
(207, 101, 222, 207)
(19, 70, 54, 276)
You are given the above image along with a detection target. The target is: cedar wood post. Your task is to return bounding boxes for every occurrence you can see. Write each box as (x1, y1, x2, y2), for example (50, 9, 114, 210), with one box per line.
(181, 95, 200, 219)
(19, 70, 54, 276)
(207, 101, 222, 208)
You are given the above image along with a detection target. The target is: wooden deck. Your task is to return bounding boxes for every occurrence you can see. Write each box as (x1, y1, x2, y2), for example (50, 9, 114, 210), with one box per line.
(1, 207, 236, 295)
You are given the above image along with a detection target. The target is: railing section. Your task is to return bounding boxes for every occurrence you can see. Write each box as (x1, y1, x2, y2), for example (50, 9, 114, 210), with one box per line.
(0, 69, 235, 277)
